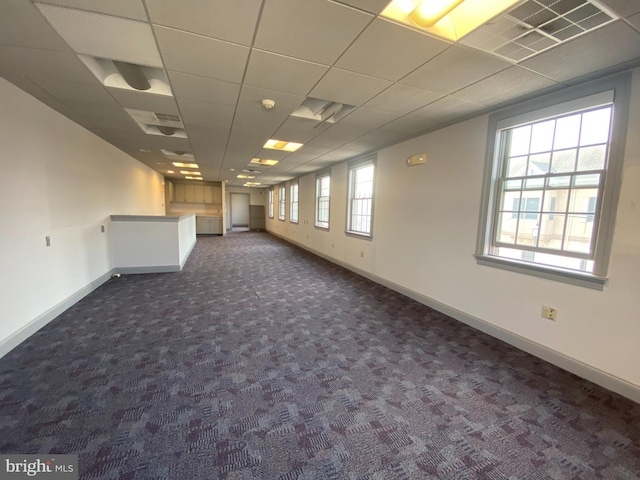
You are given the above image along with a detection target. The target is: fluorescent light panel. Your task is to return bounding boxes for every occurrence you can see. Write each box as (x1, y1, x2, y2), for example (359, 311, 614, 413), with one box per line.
(381, 0, 521, 41)
(263, 139, 303, 152)
(172, 162, 199, 168)
(250, 158, 279, 166)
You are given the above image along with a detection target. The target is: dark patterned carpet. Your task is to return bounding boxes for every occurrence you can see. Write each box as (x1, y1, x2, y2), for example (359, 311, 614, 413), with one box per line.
(1, 232, 639, 479)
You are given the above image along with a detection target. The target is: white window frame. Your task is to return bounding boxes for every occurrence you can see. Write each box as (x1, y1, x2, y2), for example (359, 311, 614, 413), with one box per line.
(315, 173, 330, 230)
(278, 185, 286, 221)
(290, 181, 299, 224)
(346, 156, 376, 238)
(268, 188, 274, 219)
(476, 73, 631, 290)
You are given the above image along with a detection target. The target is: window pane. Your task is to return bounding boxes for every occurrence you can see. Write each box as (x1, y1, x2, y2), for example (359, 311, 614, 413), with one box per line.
(580, 107, 611, 146)
(524, 177, 544, 189)
(496, 212, 517, 244)
(528, 153, 551, 174)
(505, 179, 522, 190)
(501, 190, 521, 213)
(573, 173, 600, 187)
(538, 213, 566, 250)
(564, 215, 595, 253)
(554, 114, 581, 149)
(568, 188, 598, 214)
(577, 145, 606, 171)
(506, 155, 527, 177)
(548, 176, 571, 187)
(530, 119, 555, 153)
(543, 189, 568, 213)
(551, 148, 577, 172)
(509, 125, 531, 156)
(515, 216, 540, 246)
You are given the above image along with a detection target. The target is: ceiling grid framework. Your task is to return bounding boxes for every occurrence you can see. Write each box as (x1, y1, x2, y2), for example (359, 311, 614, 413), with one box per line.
(0, 0, 638, 187)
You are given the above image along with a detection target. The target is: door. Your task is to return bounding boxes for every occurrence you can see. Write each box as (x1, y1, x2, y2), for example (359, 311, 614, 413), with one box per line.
(230, 193, 250, 229)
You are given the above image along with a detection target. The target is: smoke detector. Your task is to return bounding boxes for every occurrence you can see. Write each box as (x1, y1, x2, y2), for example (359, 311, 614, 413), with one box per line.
(262, 99, 276, 110)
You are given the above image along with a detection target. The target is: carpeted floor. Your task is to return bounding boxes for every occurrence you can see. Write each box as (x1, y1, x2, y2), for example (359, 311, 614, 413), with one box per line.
(1, 232, 639, 479)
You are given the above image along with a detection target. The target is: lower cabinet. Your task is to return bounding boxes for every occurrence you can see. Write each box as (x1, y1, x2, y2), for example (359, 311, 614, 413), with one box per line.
(196, 216, 223, 235)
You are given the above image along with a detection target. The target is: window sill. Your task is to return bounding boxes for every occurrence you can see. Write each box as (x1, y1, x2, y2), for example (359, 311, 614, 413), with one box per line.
(475, 254, 607, 290)
(345, 231, 372, 241)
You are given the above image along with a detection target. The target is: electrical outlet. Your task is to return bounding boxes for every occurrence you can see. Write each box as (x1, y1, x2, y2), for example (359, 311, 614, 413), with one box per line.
(541, 305, 557, 321)
(100, 225, 105, 233)
(360, 251, 364, 258)
(45, 236, 51, 247)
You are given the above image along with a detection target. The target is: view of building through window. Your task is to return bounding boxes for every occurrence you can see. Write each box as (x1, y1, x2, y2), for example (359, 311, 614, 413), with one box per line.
(316, 175, 330, 228)
(348, 163, 374, 235)
(290, 183, 299, 223)
(493, 105, 612, 273)
(278, 185, 286, 220)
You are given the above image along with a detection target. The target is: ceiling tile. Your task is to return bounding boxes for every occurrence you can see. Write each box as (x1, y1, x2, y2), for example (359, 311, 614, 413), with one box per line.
(36, 0, 148, 21)
(154, 26, 249, 82)
(1, 74, 55, 100)
(400, 45, 512, 95)
(356, 129, 409, 147)
(254, 0, 373, 65)
(146, 0, 261, 46)
(36, 3, 162, 66)
(0, 1, 71, 52)
(335, 18, 450, 81)
(33, 79, 118, 105)
(178, 98, 235, 131)
(453, 66, 559, 106)
(309, 68, 392, 106)
(244, 50, 329, 96)
(168, 71, 241, 106)
(334, 107, 397, 130)
(629, 12, 640, 30)
(233, 85, 305, 129)
(0, 45, 96, 83)
(306, 135, 350, 149)
(521, 22, 640, 82)
(413, 96, 486, 122)
(331, 0, 391, 14)
(597, 0, 640, 17)
(272, 117, 330, 144)
(379, 112, 442, 136)
(109, 88, 180, 113)
(363, 84, 442, 115)
(64, 101, 133, 123)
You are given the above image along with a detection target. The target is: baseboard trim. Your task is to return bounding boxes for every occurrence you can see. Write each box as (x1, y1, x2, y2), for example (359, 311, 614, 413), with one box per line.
(116, 265, 182, 274)
(269, 230, 640, 404)
(0, 269, 115, 359)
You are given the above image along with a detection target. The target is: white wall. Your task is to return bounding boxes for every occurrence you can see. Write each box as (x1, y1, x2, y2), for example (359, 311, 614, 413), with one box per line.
(0, 78, 164, 351)
(267, 69, 640, 398)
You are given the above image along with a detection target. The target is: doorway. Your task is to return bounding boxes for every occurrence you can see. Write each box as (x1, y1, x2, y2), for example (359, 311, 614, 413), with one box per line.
(230, 193, 250, 232)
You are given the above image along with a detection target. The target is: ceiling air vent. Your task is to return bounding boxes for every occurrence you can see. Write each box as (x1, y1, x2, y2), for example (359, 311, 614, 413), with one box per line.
(291, 97, 356, 128)
(126, 109, 187, 138)
(459, 0, 617, 63)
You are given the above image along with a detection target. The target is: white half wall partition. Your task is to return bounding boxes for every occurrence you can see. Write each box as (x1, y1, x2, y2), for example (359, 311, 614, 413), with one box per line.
(110, 214, 196, 273)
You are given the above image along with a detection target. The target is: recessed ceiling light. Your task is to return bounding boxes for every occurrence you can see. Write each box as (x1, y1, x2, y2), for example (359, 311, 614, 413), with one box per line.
(140, 148, 151, 153)
(185, 176, 203, 180)
(250, 158, 279, 166)
(263, 139, 303, 152)
(180, 170, 201, 175)
(229, 168, 235, 172)
(237, 174, 255, 179)
(172, 162, 199, 168)
(244, 182, 261, 186)
(167, 170, 174, 174)
(381, 0, 521, 41)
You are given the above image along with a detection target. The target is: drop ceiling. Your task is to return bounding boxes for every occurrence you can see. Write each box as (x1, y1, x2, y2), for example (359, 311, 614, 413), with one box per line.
(1, 0, 639, 187)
